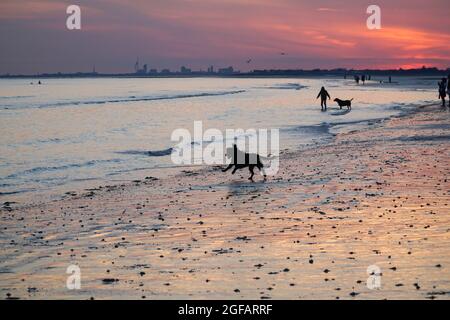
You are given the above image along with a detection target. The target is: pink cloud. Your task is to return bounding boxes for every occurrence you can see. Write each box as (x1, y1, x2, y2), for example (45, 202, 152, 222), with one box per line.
(0, 0, 449, 73)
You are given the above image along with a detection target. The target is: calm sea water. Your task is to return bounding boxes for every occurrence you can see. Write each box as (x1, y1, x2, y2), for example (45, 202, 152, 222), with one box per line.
(0, 76, 437, 203)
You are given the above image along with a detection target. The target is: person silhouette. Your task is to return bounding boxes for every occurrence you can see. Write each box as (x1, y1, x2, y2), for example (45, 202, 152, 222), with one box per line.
(361, 75, 366, 84)
(438, 78, 447, 107)
(447, 74, 450, 107)
(354, 75, 360, 84)
(316, 86, 331, 111)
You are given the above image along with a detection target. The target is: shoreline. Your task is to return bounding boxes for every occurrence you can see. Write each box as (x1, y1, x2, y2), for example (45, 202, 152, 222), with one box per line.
(1, 102, 449, 300)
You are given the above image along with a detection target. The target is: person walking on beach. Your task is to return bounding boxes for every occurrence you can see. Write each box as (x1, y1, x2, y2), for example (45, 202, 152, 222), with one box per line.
(447, 74, 450, 107)
(438, 78, 447, 107)
(316, 86, 331, 111)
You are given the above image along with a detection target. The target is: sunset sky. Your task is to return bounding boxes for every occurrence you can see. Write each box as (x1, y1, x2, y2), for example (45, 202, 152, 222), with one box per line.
(1, 0, 449, 74)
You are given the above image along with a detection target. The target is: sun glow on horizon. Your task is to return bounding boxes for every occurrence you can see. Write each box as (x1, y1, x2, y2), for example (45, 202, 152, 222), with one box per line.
(0, 0, 449, 73)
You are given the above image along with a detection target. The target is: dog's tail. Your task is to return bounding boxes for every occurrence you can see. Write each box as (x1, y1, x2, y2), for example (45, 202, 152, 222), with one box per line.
(350, 98, 354, 101)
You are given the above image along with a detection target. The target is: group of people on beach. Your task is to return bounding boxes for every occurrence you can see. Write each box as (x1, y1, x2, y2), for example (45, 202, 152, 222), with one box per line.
(354, 74, 371, 84)
(317, 74, 450, 111)
(344, 74, 372, 84)
(438, 75, 450, 107)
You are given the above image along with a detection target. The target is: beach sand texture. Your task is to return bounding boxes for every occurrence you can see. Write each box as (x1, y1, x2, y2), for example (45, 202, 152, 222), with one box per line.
(1, 104, 449, 300)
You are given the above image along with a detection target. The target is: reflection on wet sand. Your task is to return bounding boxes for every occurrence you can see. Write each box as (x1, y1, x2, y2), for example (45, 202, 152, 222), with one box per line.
(0, 104, 449, 300)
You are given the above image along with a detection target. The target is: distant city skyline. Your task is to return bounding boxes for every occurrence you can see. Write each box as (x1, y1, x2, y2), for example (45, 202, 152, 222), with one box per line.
(1, 0, 449, 74)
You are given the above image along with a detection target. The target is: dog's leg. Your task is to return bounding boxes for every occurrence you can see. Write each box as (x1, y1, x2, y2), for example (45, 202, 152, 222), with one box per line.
(261, 168, 267, 180)
(249, 166, 255, 181)
(222, 164, 233, 172)
(232, 167, 238, 175)
(257, 162, 267, 180)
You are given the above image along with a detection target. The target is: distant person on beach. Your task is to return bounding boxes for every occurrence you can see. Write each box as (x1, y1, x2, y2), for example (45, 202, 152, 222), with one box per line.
(438, 78, 447, 107)
(388, 76, 392, 83)
(447, 75, 450, 107)
(361, 75, 366, 84)
(316, 86, 331, 111)
(354, 75, 360, 84)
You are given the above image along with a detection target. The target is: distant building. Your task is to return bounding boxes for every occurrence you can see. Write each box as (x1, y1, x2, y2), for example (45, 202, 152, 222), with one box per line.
(161, 69, 170, 75)
(149, 68, 158, 74)
(136, 63, 148, 75)
(218, 66, 234, 74)
(134, 57, 150, 74)
(207, 65, 214, 73)
(180, 66, 191, 74)
(134, 57, 139, 73)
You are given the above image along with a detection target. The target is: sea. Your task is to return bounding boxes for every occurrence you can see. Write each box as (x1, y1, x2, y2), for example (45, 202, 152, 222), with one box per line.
(0, 76, 438, 203)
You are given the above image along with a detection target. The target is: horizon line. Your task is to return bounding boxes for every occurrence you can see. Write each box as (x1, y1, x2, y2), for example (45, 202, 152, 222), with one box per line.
(2, 66, 450, 78)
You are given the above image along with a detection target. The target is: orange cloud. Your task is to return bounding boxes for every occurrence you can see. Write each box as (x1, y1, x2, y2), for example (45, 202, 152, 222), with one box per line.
(1, 0, 449, 73)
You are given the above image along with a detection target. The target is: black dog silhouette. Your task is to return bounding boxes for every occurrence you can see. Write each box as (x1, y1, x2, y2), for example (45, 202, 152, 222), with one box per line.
(334, 98, 353, 110)
(222, 144, 267, 180)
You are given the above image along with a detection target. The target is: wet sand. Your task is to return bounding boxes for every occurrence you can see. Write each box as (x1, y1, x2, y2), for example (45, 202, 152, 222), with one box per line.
(1, 104, 449, 300)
